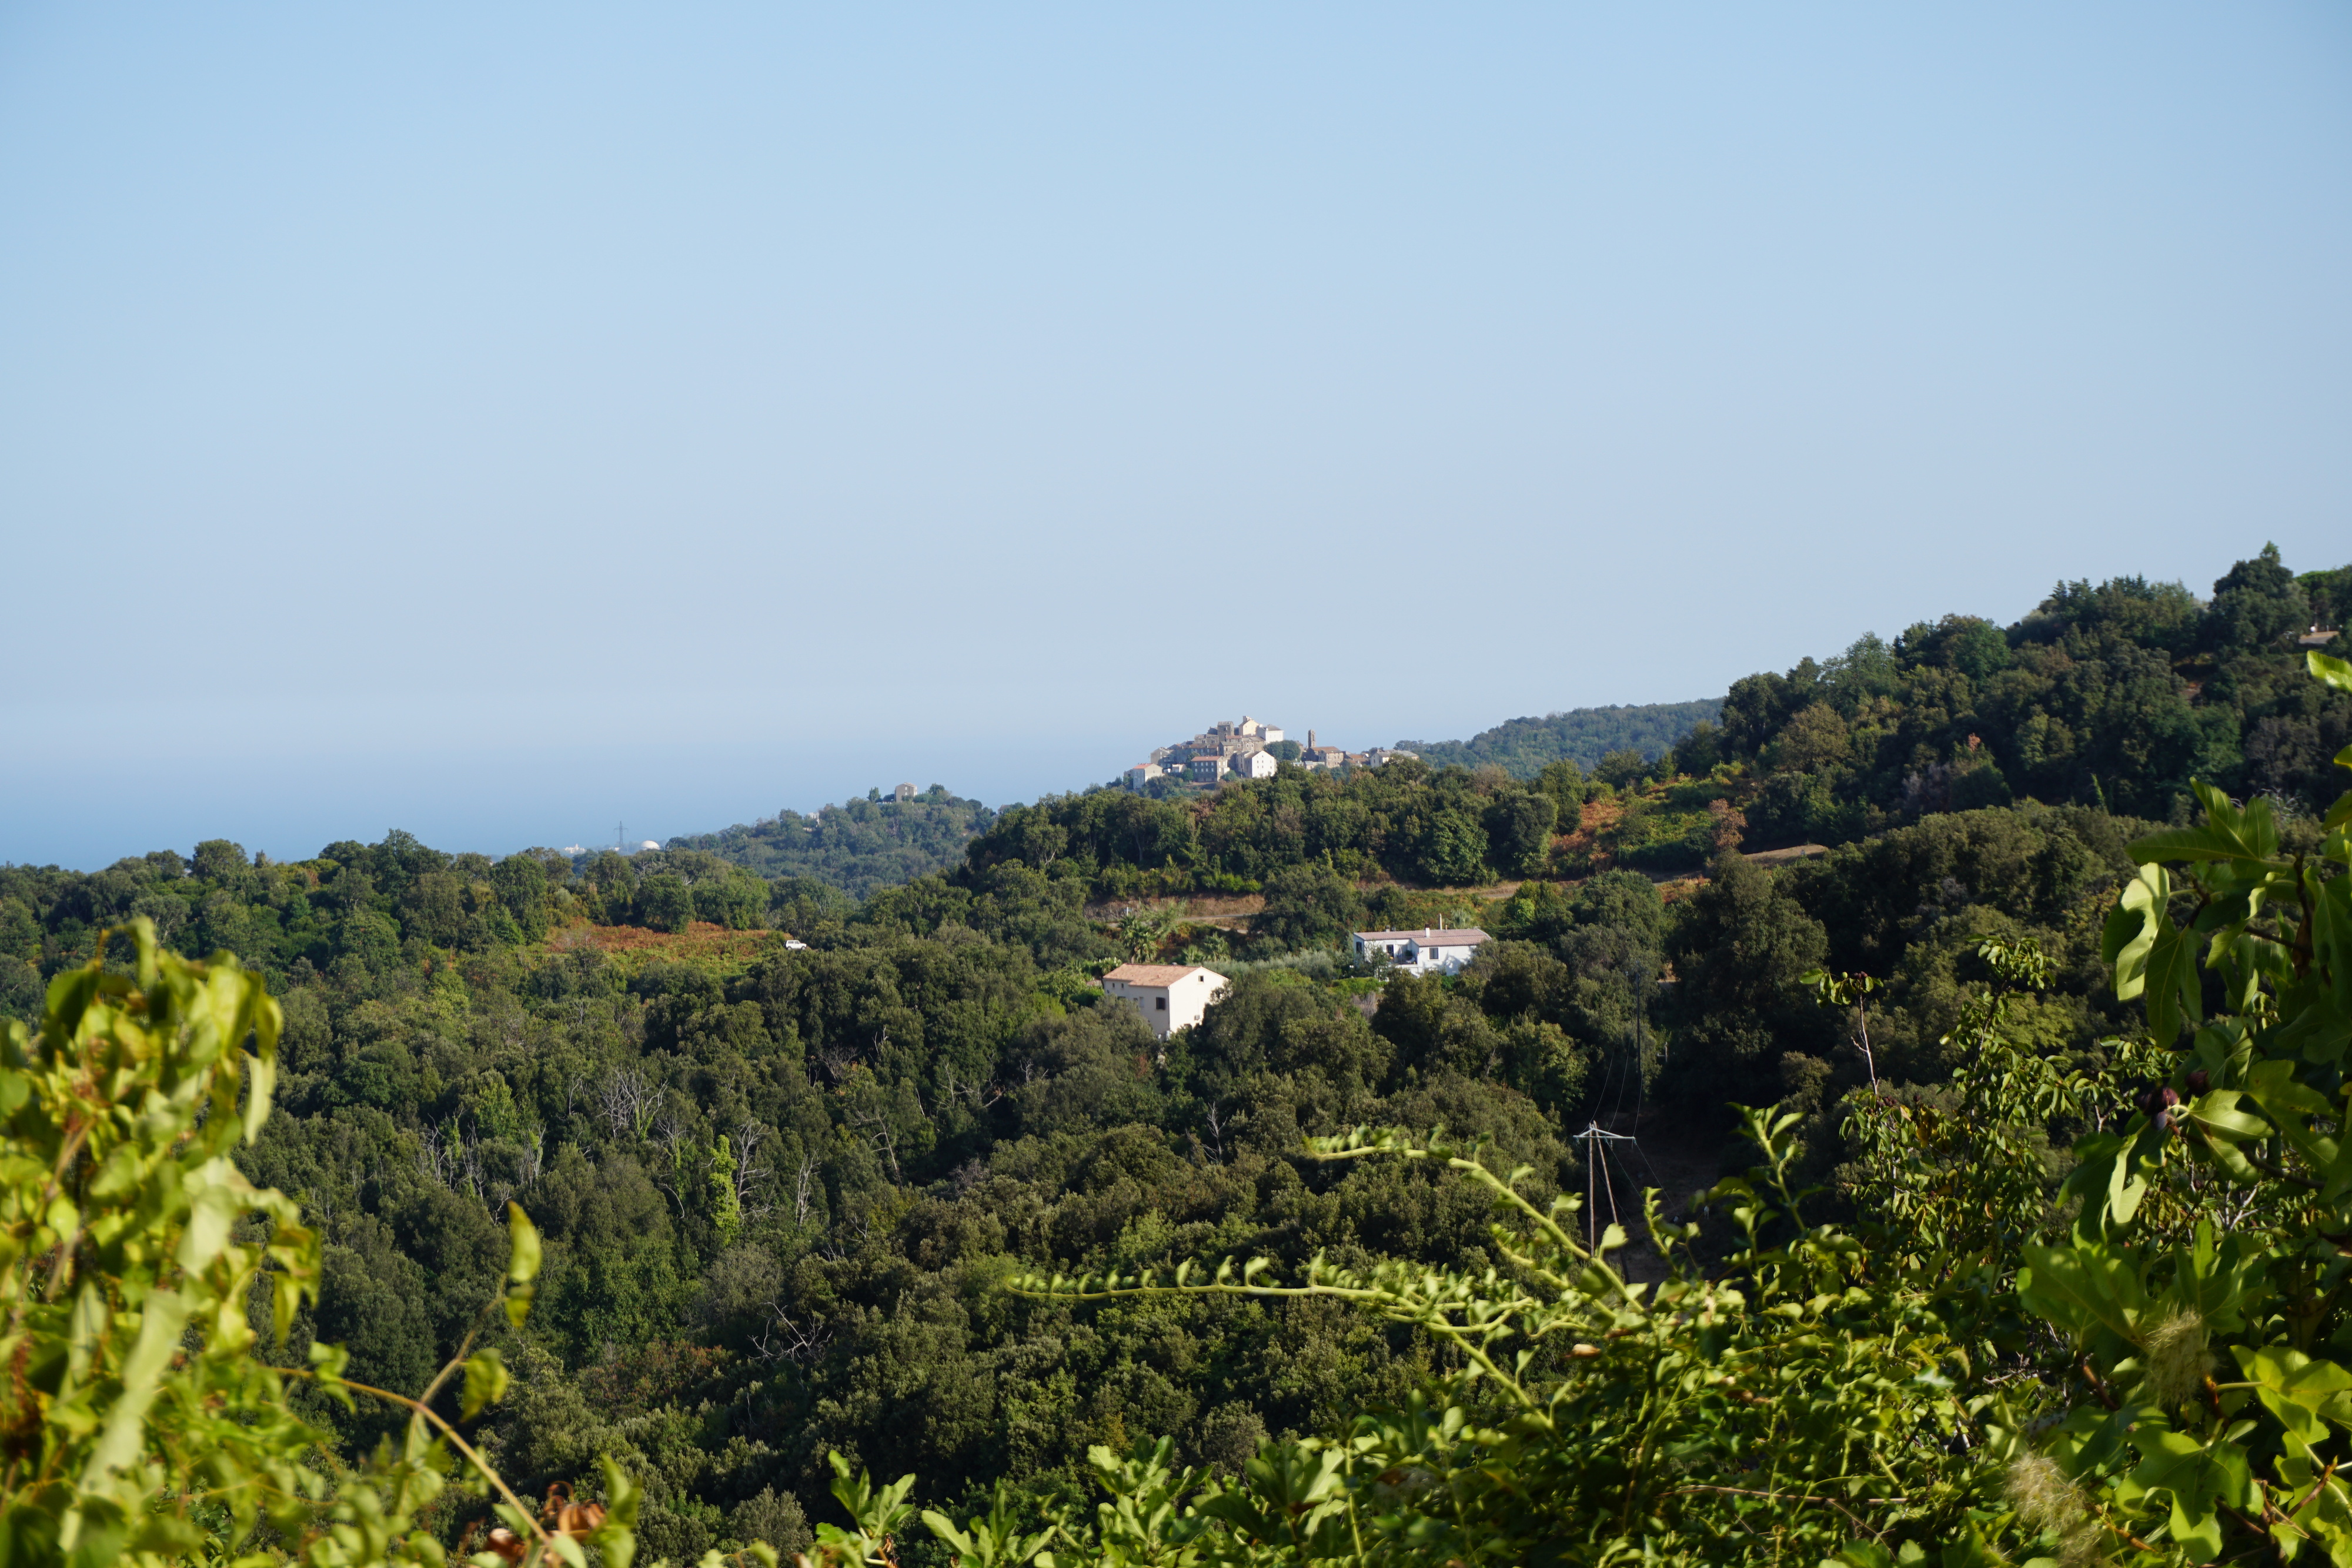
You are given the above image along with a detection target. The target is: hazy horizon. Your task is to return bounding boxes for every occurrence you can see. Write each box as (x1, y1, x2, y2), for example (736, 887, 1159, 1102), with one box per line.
(5, 4, 2346, 870)
(9, 690, 1736, 871)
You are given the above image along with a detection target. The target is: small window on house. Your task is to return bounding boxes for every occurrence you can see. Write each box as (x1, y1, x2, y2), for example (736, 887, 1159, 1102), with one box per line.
(1156, 997, 1168, 1011)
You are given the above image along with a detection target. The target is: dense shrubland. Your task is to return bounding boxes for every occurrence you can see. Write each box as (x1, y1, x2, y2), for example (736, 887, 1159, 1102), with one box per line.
(668, 791, 997, 900)
(664, 708, 1729, 898)
(1708, 549, 2352, 845)
(1394, 698, 1726, 777)
(0, 547, 2347, 1564)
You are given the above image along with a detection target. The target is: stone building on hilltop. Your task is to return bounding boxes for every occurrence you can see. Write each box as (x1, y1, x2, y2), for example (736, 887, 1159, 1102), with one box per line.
(1122, 716, 1405, 788)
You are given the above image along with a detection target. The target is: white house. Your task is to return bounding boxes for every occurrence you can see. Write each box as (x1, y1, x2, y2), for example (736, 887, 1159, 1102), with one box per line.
(1101, 964, 1229, 1038)
(1351, 927, 1491, 975)
(1125, 763, 1165, 790)
(1232, 750, 1278, 779)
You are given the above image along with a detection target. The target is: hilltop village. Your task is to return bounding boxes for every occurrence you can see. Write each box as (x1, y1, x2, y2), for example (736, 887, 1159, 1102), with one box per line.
(1122, 715, 1415, 789)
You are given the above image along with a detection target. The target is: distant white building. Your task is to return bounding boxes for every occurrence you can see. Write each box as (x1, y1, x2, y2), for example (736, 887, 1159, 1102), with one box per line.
(1352, 927, 1491, 975)
(639, 840, 662, 851)
(1101, 963, 1229, 1038)
(1126, 716, 1339, 786)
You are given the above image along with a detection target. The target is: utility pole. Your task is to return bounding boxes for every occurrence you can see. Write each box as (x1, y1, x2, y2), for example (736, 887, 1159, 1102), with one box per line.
(1571, 1122, 1638, 1253)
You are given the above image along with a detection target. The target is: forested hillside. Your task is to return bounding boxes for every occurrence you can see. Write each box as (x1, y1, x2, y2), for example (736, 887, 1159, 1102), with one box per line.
(1398, 697, 1723, 776)
(2, 543, 2348, 1563)
(667, 788, 993, 898)
(1704, 547, 2352, 847)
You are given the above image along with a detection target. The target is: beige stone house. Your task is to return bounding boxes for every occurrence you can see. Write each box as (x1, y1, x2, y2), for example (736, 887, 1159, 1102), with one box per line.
(1101, 963, 1229, 1038)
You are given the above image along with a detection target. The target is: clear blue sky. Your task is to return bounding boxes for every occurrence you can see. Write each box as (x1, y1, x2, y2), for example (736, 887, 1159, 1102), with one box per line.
(3, 4, 2347, 869)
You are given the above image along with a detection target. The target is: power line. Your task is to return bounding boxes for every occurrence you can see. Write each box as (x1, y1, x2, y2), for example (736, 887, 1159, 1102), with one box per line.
(1572, 1122, 1638, 1251)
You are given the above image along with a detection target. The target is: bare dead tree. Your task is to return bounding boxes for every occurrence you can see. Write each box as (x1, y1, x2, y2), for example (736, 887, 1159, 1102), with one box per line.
(597, 1066, 635, 1141)
(815, 1201, 873, 1263)
(793, 1150, 819, 1228)
(730, 1121, 773, 1221)
(417, 1124, 455, 1188)
(847, 1105, 903, 1181)
(751, 1307, 833, 1366)
(420, 1118, 489, 1198)
(456, 1124, 485, 1198)
(599, 1065, 658, 1142)
(940, 1066, 1005, 1114)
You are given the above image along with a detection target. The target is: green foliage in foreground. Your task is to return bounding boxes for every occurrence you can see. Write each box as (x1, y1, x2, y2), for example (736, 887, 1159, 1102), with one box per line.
(0, 920, 644, 1568)
(1007, 1112, 2025, 1561)
(2, 638, 2345, 1564)
(809, 650, 2352, 1564)
(0, 906, 2234, 1563)
(1999, 647, 2352, 1559)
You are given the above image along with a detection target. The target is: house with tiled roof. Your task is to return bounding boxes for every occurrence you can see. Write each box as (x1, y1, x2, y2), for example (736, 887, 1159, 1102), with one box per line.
(1101, 962, 1229, 1039)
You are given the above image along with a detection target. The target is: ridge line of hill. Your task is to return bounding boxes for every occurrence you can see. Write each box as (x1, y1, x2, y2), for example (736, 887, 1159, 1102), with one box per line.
(660, 699, 1728, 897)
